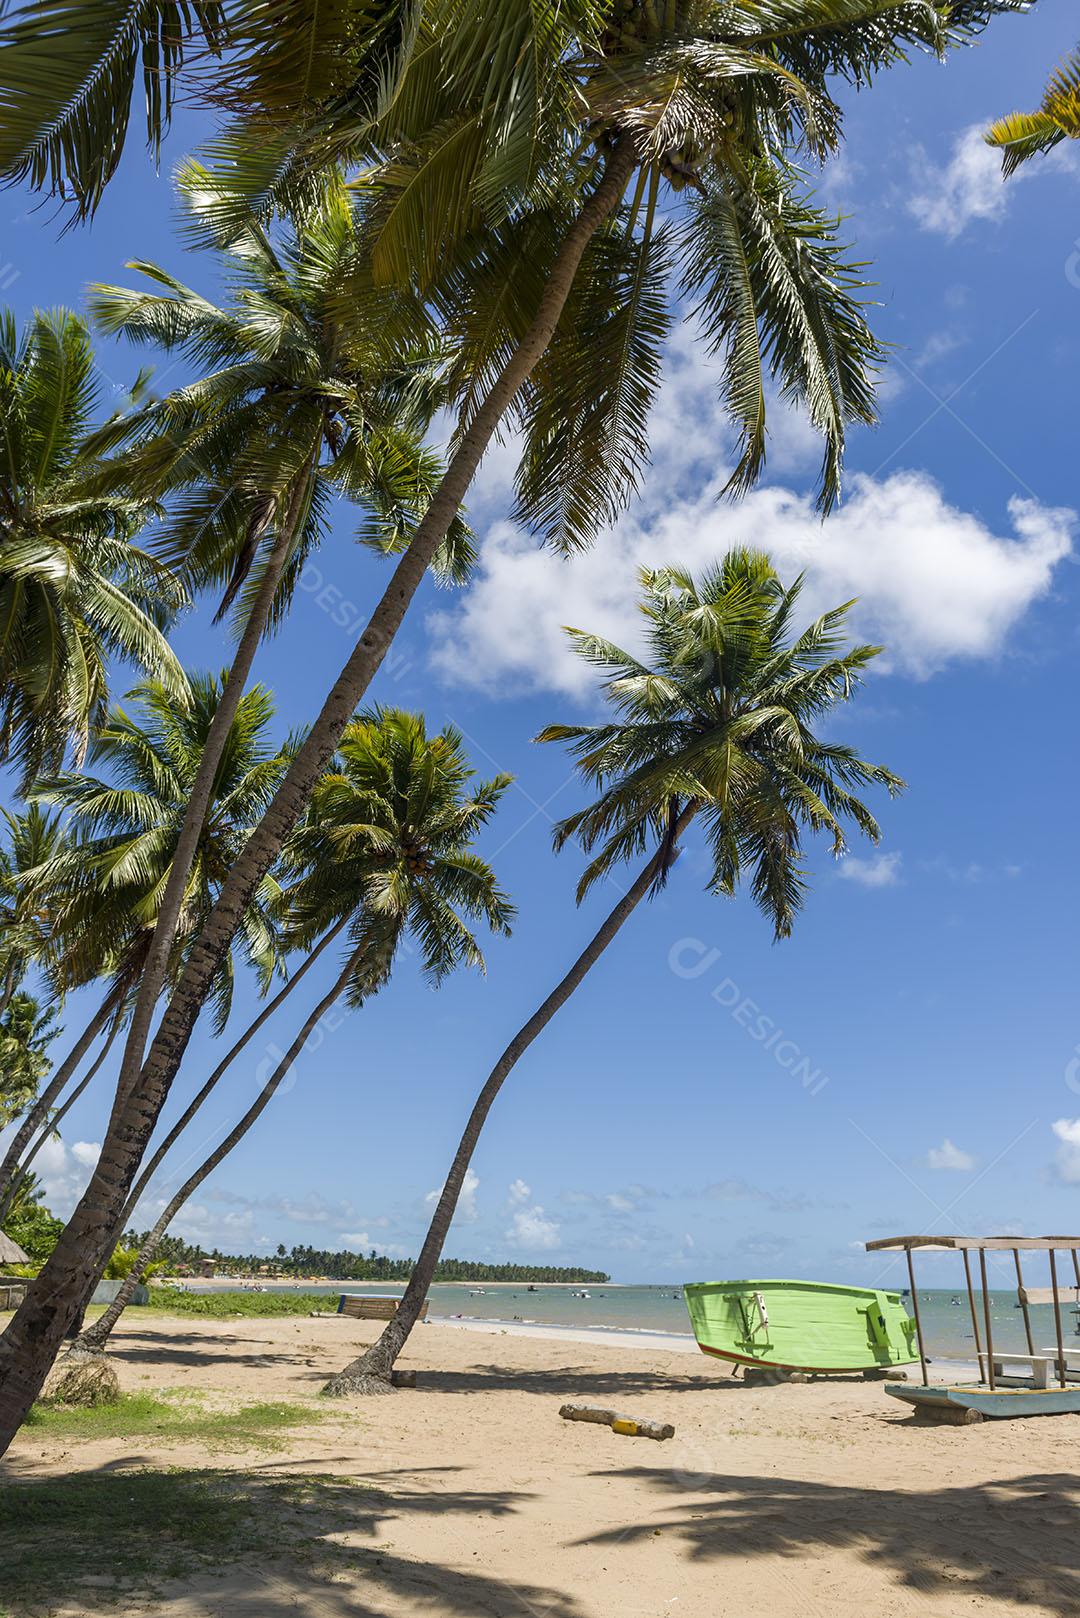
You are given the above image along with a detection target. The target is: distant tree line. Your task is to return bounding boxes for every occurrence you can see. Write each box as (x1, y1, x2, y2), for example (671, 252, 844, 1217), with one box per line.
(123, 1233, 609, 1285)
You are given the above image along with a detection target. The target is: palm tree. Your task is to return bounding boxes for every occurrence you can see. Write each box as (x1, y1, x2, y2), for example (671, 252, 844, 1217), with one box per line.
(74, 707, 513, 1351)
(0, 671, 289, 1219)
(89, 163, 470, 1188)
(0, 994, 57, 1132)
(324, 551, 903, 1392)
(0, 805, 67, 1018)
(0, 308, 185, 785)
(987, 48, 1080, 173)
(0, 0, 1001, 1444)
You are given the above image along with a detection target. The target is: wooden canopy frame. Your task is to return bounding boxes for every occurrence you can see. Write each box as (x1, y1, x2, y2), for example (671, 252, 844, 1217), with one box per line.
(864, 1235, 1080, 1390)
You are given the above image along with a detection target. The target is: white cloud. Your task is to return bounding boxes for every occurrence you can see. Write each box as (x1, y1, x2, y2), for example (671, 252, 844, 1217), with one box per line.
(909, 123, 1079, 240)
(838, 851, 902, 889)
(429, 470, 1073, 697)
(425, 1167, 479, 1222)
(1052, 1119, 1080, 1183)
(2, 1129, 102, 1220)
(606, 1192, 635, 1213)
(507, 1178, 531, 1205)
(340, 1231, 372, 1250)
(506, 1203, 561, 1250)
(927, 1138, 976, 1173)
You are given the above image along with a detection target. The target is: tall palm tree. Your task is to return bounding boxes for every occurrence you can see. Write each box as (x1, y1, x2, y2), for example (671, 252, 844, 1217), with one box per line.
(90, 163, 470, 1182)
(324, 551, 903, 1392)
(0, 308, 184, 785)
(0, 672, 289, 1219)
(0, 0, 1002, 1444)
(987, 47, 1080, 173)
(75, 707, 513, 1351)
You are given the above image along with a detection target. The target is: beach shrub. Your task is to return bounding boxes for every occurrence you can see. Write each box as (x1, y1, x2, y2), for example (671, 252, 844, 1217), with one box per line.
(148, 1287, 335, 1318)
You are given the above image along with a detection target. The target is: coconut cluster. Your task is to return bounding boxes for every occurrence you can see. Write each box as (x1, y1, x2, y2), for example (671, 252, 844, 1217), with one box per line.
(400, 829, 433, 876)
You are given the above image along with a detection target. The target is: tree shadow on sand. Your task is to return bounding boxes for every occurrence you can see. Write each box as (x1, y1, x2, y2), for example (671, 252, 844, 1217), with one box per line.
(403, 1361, 726, 1399)
(1, 1464, 585, 1617)
(576, 1465, 1080, 1612)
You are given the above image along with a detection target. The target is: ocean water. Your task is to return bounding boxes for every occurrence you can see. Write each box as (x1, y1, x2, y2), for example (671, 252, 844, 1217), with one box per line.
(199, 1281, 1080, 1360)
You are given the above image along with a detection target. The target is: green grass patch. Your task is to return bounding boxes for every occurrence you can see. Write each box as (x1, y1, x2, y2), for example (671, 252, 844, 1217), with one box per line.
(139, 1287, 337, 1318)
(24, 1390, 328, 1452)
(1, 1468, 372, 1615)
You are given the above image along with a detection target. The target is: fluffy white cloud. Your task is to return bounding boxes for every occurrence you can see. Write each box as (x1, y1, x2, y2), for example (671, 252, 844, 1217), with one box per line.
(1051, 1119, 1080, 1184)
(340, 1230, 373, 1250)
(506, 1203, 561, 1250)
(429, 469, 1073, 696)
(425, 1167, 479, 1222)
(507, 1178, 531, 1205)
(927, 1138, 976, 1173)
(838, 851, 902, 889)
(2, 1130, 102, 1220)
(909, 123, 1079, 240)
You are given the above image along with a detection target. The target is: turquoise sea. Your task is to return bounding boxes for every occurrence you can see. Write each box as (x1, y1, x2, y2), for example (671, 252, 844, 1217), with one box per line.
(197, 1282, 1080, 1360)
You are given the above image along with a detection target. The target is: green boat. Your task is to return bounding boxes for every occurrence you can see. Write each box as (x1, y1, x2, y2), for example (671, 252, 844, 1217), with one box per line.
(683, 1279, 918, 1375)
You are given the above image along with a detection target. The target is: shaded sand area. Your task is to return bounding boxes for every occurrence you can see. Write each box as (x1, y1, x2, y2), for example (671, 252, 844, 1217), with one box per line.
(3, 1311, 1079, 1616)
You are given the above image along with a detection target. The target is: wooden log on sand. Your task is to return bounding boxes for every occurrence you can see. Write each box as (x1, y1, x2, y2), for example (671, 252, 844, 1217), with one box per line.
(559, 1402, 674, 1441)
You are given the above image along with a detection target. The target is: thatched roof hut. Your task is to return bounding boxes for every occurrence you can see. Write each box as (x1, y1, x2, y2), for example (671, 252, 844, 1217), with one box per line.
(0, 1230, 30, 1266)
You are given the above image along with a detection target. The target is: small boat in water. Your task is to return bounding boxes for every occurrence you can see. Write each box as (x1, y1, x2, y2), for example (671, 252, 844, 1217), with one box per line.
(683, 1279, 917, 1375)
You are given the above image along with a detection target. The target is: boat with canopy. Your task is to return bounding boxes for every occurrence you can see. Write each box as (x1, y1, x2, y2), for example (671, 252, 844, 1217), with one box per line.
(865, 1234, 1080, 1422)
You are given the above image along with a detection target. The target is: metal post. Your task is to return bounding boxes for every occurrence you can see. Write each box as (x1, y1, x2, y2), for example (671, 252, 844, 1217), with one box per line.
(1050, 1248, 1067, 1389)
(1014, 1248, 1036, 1357)
(979, 1248, 995, 1390)
(906, 1245, 929, 1386)
(962, 1248, 983, 1363)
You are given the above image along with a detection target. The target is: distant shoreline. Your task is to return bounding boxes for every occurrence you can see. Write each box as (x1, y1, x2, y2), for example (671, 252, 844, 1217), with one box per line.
(174, 1277, 628, 1291)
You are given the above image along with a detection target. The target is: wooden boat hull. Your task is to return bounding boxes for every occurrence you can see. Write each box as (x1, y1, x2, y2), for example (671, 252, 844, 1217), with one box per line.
(683, 1279, 918, 1375)
(886, 1382, 1080, 1420)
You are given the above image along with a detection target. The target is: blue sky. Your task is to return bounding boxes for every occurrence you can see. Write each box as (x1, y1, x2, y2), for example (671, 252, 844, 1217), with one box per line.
(4, 2, 1080, 1286)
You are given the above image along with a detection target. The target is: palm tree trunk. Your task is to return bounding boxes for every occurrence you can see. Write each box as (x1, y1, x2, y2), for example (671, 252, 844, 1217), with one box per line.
(56, 917, 351, 1358)
(0, 960, 21, 1021)
(108, 451, 318, 1120)
(4, 1014, 123, 1200)
(323, 805, 696, 1395)
(0, 985, 121, 1217)
(0, 141, 638, 1456)
(75, 935, 367, 1353)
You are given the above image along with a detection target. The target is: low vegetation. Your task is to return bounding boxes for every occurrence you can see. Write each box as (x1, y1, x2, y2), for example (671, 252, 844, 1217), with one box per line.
(2, 1469, 374, 1614)
(26, 1390, 330, 1453)
(141, 1288, 335, 1318)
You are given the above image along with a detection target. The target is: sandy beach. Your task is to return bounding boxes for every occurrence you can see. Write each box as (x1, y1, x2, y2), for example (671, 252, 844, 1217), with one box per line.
(5, 1309, 1079, 1616)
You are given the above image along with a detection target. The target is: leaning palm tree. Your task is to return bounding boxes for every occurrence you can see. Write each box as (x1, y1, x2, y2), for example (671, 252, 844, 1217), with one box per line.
(90, 163, 470, 1185)
(0, 0, 1003, 1445)
(987, 47, 1080, 173)
(0, 672, 289, 1218)
(324, 551, 903, 1393)
(0, 308, 184, 785)
(74, 707, 513, 1352)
